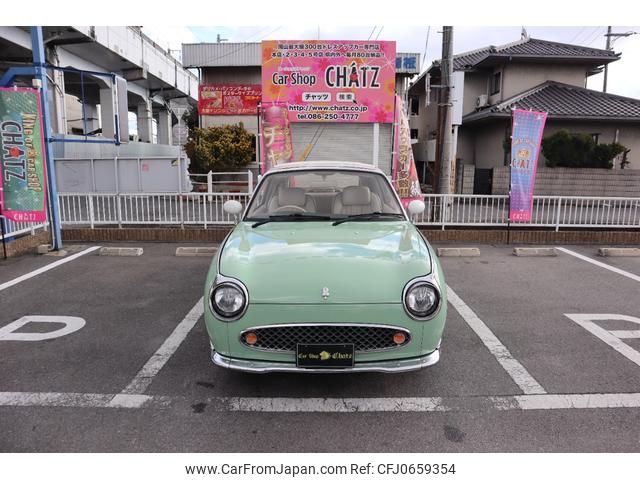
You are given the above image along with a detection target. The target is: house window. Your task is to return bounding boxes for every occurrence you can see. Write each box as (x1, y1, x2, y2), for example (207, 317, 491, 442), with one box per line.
(410, 96, 420, 116)
(491, 72, 501, 95)
(410, 129, 419, 140)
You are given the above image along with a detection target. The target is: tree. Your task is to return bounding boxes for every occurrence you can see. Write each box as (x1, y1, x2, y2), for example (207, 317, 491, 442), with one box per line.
(185, 123, 255, 173)
(541, 130, 625, 169)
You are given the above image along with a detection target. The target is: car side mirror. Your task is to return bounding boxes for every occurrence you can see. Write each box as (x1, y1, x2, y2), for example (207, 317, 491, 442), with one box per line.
(223, 200, 243, 221)
(407, 200, 425, 222)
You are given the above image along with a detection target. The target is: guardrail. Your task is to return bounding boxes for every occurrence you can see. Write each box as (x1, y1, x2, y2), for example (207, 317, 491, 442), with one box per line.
(56, 192, 640, 231)
(58, 192, 251, 228)
(0, 215, 49, 241)
(416, 195, 640, 230)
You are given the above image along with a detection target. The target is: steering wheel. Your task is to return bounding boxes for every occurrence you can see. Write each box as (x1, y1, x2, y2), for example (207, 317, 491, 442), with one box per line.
(274, 204, 307, 213)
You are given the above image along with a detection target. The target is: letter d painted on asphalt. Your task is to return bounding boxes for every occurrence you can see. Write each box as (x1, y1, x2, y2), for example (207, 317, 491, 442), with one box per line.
(0, 316, 86, 341)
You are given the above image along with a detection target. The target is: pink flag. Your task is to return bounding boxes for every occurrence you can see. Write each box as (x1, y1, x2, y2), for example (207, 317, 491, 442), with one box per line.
(391, 95, 422, 207)
(259, 102, 294, 173)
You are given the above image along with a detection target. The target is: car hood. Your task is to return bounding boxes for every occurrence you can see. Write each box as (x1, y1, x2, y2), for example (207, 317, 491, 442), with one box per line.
(218, 221, 432, 304)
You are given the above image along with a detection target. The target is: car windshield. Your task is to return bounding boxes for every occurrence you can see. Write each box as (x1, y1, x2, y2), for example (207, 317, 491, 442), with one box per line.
(245, 169, 405, 221)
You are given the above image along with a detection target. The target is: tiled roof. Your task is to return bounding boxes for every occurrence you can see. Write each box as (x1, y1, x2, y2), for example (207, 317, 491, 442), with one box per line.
(440, 37, 619, 72)
(463, 81, 640, 123)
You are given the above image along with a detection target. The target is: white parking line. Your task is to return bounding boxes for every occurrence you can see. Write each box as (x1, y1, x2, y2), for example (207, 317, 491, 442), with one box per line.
(557, 247, 640, 283)
(0, 246, 101, 293)
(3, 391, 640, 412)
(120, 298, 204, 395)
(446, 286, 547, 395)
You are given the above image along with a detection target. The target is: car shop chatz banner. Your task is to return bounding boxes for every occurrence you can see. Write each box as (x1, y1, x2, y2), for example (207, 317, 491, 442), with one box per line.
(262, 40, 396, 123)
(509, 109, 547, 222)
(0, 88, 47, 223)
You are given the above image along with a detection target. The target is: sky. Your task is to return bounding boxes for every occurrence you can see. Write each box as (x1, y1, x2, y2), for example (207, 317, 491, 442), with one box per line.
(141, 25, 640, 99)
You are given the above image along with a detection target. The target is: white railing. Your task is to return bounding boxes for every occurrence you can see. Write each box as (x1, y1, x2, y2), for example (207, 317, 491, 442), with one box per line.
(416, 195, 640, 230)
(188, 170, 255, 194)
(0, 215, 49, 241)
(56, 192, 640, 230)
(58, 192, 252, 228)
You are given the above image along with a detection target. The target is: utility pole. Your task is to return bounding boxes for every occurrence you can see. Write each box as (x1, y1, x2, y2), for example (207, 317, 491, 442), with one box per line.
(603, 27, 638, 93)
(437, 26, 454, 194)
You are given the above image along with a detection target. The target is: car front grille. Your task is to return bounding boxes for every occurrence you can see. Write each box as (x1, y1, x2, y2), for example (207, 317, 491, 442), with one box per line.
(240, 324, 411, 352)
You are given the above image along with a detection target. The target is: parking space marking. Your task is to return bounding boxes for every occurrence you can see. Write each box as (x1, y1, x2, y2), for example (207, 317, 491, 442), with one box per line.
(0, 246, 101, 293)
(120, 298, 204, 395)
(0, 391, 155, 408)
(446, 286, 547, 395)
(565, 314, 640, 369)
(557, 247, 640, 283)
(5, 392, 640, 412)
(223, 397, 449, 412)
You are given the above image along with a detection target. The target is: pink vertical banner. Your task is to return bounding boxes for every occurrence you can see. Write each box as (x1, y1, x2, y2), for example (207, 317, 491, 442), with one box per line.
(391, 95, 422, 207)
(509, 109, 547, 222)
(260, 102, 294, 174)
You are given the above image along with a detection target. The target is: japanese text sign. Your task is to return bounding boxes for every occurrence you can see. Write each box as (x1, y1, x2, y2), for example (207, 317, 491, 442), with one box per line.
(262, 40, 396, 123)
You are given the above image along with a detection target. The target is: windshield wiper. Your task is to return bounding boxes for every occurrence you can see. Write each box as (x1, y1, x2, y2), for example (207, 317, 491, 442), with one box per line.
(251, 213, 332, 228)
(332, 212, 405, 226)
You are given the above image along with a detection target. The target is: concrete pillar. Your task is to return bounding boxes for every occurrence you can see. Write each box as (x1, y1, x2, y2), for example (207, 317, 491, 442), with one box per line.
(99, 87, 116, 141)
(50, 69, 67, 134)
(157, 109, 172, 145)
(137, 100, 153, 143)
(84, 104, 100, 133)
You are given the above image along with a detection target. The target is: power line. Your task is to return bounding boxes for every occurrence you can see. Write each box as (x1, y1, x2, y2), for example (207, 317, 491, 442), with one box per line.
(568, 27, 587, 44)
(367, 26, 377, 41)
(374, 26, 384, 40)
(420, 26, 431, 71)
(197, 26, 283, 65)
(586, 27, 606, 47)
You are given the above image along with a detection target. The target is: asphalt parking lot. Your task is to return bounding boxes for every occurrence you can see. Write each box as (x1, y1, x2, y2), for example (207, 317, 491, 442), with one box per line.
(1, 241, 640, 452)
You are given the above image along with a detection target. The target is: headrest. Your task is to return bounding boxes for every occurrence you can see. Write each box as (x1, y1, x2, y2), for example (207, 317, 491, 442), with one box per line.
(341, 186, 371, 206)
(278, 187, 306, 206)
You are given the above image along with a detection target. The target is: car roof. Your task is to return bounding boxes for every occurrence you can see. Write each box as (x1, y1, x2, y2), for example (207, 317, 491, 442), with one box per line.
(267, 161, 384, 175)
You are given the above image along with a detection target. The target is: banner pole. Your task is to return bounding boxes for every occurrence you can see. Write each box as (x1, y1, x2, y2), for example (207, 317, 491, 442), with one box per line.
(31, 27, 63, 250)
(0, 210, 7, 260)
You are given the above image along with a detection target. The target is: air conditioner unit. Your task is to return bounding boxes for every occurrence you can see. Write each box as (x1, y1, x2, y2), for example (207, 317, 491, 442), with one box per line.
(476, 94, 489, 109)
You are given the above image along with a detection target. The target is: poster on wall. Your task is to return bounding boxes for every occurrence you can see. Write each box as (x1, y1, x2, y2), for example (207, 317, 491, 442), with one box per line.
(509, 109, 548, 222)
(262, 40, 396, 123)
(198, 84, 261, 115)
(0, 88, 48, 223)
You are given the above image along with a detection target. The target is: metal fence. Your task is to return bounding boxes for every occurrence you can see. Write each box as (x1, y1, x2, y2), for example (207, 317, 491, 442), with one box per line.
(58, 192, 251, 228)
(0, 215, 48, 241)
(416, 195, 640, 230)
(188, 170, 255, 194)
(56, 192, 640, 231)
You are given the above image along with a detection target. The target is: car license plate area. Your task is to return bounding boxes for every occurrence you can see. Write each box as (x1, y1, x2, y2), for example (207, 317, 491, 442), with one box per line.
(296, 343, 355, 369)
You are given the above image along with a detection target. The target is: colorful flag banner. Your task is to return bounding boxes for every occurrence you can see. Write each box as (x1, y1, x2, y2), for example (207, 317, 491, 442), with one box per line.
(259, 102, 294, 173)
(198, 84, 261, 116)
(509, 109, 547, 222)
(261, 40, 396, 123)
(391, 96, 422, 208)
(0, 88, 48, 223)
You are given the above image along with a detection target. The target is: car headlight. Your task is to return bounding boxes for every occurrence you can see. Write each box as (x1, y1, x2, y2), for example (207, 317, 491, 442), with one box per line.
(404, 281, 440, 319)
(210, 282, 247, 319)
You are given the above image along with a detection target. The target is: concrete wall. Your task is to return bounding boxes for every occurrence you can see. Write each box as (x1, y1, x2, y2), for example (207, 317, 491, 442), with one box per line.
(456, 163, 475, 194)
(501, 63, 588, 101)
(468, 121, 509, 169)
(462, 71, 489, 115)
(492, 167, 640, 197)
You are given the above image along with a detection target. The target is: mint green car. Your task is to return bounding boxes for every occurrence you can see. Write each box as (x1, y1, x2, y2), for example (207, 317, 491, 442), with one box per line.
(204, 161, 447, 372)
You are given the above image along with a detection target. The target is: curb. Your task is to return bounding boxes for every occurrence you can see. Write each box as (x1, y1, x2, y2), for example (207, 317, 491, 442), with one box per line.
(99, 247, 144, 257)
(175, 247, 218, 257)
(513, 247, 557, 257)
(598, 247, 640, 257)
(436, 248, 481, 257)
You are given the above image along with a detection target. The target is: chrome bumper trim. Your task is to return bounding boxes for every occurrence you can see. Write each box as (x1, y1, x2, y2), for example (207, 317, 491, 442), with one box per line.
(211, 348, 440, 373)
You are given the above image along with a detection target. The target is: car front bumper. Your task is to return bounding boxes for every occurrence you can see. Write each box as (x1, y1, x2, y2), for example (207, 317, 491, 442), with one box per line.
(211, 347, 440, 373)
